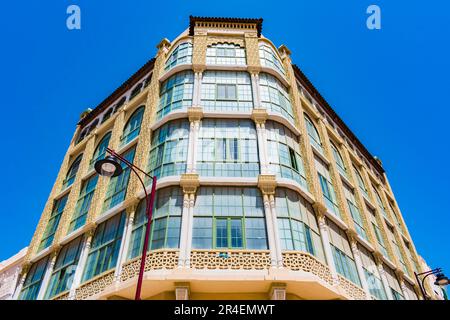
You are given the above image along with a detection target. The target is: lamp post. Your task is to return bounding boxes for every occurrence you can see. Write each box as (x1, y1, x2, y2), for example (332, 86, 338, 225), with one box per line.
(414, 267, 449, 300)
(94, 147, 157, 300)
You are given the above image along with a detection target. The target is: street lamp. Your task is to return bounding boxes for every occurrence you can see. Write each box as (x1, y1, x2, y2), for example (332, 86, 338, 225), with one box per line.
(414, 267, 449, 300)
(95, 147, 157, 300)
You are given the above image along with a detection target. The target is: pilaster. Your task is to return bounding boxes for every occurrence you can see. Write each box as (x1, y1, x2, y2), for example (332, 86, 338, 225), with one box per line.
(179, 174, 200, 267)
(37, 249, 59, 300)
(244, 32, 260, 69)
(69, 229, 95, 299)
(313, 202, 339, 286)
(257, 175, 280, 267)
(114, 203, 138, 282)
(373, 252, 394, 300)
(347, 230, 371, 299)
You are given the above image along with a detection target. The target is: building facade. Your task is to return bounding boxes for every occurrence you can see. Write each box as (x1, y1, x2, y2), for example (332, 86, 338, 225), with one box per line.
(15, 16, 431, 300)
(0, 247, 27, 300)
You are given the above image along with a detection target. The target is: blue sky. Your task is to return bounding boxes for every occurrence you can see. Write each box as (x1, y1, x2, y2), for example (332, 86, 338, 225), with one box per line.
(0, 1, 448, 276)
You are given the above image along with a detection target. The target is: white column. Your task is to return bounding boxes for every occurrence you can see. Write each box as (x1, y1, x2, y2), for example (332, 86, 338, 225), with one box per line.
(186, 121, 196, 173)
(378, 263, 394, 300)
(262, 194, 277, 267)
(114, 210, 135, 282)
(191, 121, 200, 173)
(349, 240, 372, 299)
(178, 193, 191, 267)
(37, 252, 58, 300)
(256, 122, 270, 174)
(250, 72, 261, 107)
(69, 233, 93, 299)
(193, 72, 203, 106)
(185, 194, 195, 267)
(317, 215, 339, 285)
(269, 194, 283, 267)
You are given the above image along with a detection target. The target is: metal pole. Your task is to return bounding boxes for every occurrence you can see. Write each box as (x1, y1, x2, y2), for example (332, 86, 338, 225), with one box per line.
(135, 176, 157, 300)
(415, 272, 428, 300)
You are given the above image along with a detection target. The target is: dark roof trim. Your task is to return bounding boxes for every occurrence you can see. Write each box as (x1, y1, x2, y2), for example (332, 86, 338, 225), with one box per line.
(78, 58, 156, 127)
(189, 16, 263, 37)
(292, 64, 385, 175)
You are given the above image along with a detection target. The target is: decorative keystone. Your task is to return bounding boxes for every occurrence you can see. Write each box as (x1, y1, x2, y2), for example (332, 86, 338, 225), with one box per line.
(180, 173, 200, 194)
(187, 107, 204, 122)
(251, 108, 268, 125)
(257, 174, 277, 195)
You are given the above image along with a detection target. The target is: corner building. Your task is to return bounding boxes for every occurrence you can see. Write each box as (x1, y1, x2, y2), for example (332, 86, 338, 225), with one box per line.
(16, 17, 431, 300)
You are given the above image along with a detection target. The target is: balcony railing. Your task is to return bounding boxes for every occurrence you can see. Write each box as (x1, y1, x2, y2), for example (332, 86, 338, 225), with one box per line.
(190, 249, 271, 270)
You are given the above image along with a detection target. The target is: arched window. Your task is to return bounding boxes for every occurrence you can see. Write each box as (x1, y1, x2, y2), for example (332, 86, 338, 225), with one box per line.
(121, 106, 144, 146)
(143, 75, 152, 88)
(330, 141, 347, 177)
(353, 165, 368, 196)
(44, 236, 83, 299)
(259, 73, 294, 123)
(201, 71, 253, 112)
(359, 244, 388, 300)
(127, 187, 183, 259)
(165, 42, 193, 71)
(259, 43, 285, 75)
(158, 71, 194, 119)
(148, 119, 189, 179)
(113, 96, 127, 114)
(206, 43, 246, 65)
(192, 187, 268, 250)
(276, 188, 325, 262)
(343, 183, 367, 240)
(304, 114, 323, 153)
(82, 212, 126, 282)
(18, 257, 49, 300)
(86, 119, 99, 136)
(102, 146, 136, 211)
(372, 186, 388, 219)
(63, 154, 83, 189)
(101, 108, 113, 124)
(197, 119, 259, 177)
(315, 156, 341, 218)
(327, 219, 362, 286)
(90, 132, 112, 170)
(76, 129, 88, 145)
(266, 121, 307, 189)
(129, 83, 143, 100)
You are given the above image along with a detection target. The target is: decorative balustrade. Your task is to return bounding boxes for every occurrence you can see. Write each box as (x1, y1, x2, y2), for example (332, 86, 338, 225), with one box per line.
(120, 249, 179, 282)
(52, 291, 70, 300)
(75, 270, 115, 300)
(282, 251, 334, 287)
(190, 250, 271, 270)
(337, 275, 366, 300)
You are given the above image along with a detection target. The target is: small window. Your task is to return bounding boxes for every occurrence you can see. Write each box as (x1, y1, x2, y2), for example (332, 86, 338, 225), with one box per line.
(130, 83, 143, 100)
(217, 84, 237, 100)
(289, 148, 298, 171)
(101, 108, 113, 124)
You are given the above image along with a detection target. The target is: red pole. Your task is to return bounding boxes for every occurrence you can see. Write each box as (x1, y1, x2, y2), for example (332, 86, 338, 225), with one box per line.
(135, 176, 157, 300)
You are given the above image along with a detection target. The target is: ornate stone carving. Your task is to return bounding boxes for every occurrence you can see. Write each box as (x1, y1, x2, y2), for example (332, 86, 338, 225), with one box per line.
(75, 270, 115, 300)
(251, 108, 268, 125)
(282, 252, 334, 287)
(337, 275, 366, 300)
(190, 250, 271, 270)
(180, 173, 200, 194)
(257, 174, 277, 195)
(120, 250, 179, 282)
(187, 107, 204, 122)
